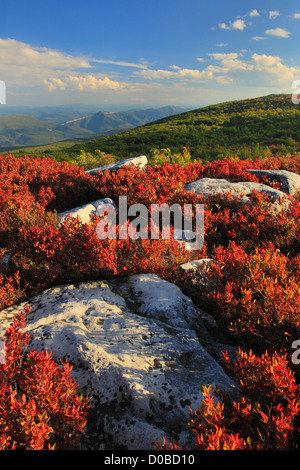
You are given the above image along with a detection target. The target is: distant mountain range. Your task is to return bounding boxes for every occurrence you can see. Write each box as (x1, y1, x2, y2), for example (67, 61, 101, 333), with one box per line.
(0, 105, 187, 151)
(63, 106, 186, 134)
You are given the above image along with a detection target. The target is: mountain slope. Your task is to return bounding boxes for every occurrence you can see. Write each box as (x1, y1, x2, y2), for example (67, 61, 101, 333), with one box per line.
(0, 115, 94, 149)
(0, 106, 186, 151)
(63, 106, 186, 133)
(46, 94, 300, 163)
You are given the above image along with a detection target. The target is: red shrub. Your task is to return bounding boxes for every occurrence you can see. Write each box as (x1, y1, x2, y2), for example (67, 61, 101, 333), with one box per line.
(0, 308, 90, 450)
(0, 272, 23, 311)
(156, 348, 300, 450)
(183, 242, 300, 352)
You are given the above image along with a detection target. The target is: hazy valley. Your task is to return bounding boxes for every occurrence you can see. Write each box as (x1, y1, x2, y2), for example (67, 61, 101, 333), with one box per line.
(0, 105, 186, 151)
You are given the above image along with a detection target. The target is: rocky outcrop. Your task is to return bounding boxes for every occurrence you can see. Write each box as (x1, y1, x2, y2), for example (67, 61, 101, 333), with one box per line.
(184, 177, 288, 203)
(85, 155, 148, 175)
(0, 274, 239, 450)
(245, 169, 300, 195)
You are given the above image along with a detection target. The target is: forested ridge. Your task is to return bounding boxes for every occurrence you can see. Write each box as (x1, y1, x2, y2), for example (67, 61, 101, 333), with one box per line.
(20, 94, 300, 164)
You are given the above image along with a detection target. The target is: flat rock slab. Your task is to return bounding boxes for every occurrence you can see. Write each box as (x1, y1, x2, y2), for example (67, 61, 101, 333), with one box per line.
(118, 273, 198, 330)
(246, 169, 300, 195)
(0, 275, 239, 450)
(57, 198, 115, 225)
(85, 155, 148, 175)
(184, 177, 287, 203)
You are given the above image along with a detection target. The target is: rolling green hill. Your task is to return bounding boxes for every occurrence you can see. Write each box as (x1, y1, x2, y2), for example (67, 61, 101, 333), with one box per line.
(30, 94, 300, 164)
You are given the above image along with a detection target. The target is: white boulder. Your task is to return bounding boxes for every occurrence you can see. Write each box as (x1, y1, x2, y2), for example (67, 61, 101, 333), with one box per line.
(0, 276, 239, 450)
(245, 169, 300, 196)
(118, 273, 198, 330)
(85, 155, 148, 175)
(184, 177, 287, 203)
(56, 198, 115, 225)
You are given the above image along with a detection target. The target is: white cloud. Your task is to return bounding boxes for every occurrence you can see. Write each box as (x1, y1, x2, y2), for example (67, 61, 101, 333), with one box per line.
(231, 19, 247, 30)
(249, 9, 260, 17)
(0, 38, 145, 95)
(218, 19, 247, 31)
(0, 38, 91, 71)
(265, 27, 290, 38)
(293, 13, 300, 19)
(91, 59, 148, 69)
(129, 47, 300, 98)
(209, 52, 252, 72)
(135, 66, 214, 81)
(252, 36, 266, 41)
(44, 75, 125, 92)
(209, 53, 239, 60)
(2, 36, 299, 106)
(219, 22, 229, 30)
(269, 11, 280, 19)
(252, 53, 298, 84)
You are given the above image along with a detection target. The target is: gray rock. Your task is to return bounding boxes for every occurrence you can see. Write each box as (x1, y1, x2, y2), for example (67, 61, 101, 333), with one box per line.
(0, 276, 239, 450)
(118, 273, 198, 330)
(246, 169, 300, 195)
(180, 258, 215, 274)
(56, 198, 115, 225)
(173, 228, 203, 251)
(0, 248, 10, 267)
(85, 155, 148, 175)
(184, 177, 287, 204)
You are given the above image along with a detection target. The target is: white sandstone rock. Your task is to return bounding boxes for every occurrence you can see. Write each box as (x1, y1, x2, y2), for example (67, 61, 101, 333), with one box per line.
(118, 273, 198, 330)
(56, 198, 115, 225)
(85, 155, 148, 175)
(0, 277, 239, 450)
(184, 177, 287, 203)
(180, 258, 215, 273)
(246, 169, 300, 196)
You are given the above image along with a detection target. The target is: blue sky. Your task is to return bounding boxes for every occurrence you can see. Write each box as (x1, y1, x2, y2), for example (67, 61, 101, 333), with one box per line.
(2, 0, 300, 109)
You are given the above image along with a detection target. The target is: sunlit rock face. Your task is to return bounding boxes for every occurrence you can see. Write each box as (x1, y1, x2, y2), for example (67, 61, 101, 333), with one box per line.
(85, 155, 148, 176)
(0, 274, 239, 450)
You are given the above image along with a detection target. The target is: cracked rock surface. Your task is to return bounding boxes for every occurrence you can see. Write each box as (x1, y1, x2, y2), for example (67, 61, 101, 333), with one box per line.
(0, 274, 239, 450)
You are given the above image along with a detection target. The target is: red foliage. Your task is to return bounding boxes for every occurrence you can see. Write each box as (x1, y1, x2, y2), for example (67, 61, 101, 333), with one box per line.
(1, 151, 300, 450)
(156, 348, 300, 450)
(179, 241, 300, 353)
(0, 308, 90, 450)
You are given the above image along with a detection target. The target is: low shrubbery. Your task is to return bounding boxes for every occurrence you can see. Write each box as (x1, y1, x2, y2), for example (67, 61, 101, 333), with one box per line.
(155, 348, 300, 450)
(1, 149, 300, 449)
(0, 308, 90, 449)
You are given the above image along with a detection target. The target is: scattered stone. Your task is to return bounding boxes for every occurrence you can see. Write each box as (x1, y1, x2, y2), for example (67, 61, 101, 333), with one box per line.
(245, 169, 300, 195)
(184, 177, 287, 204)
(180, 258, 215, 274)
(56, 198, 115, 225)
(0, 248, 11, 268)
(173, 228, 203, 251)
(85, 155, 148, 175)
(117, 273, 198, 330)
